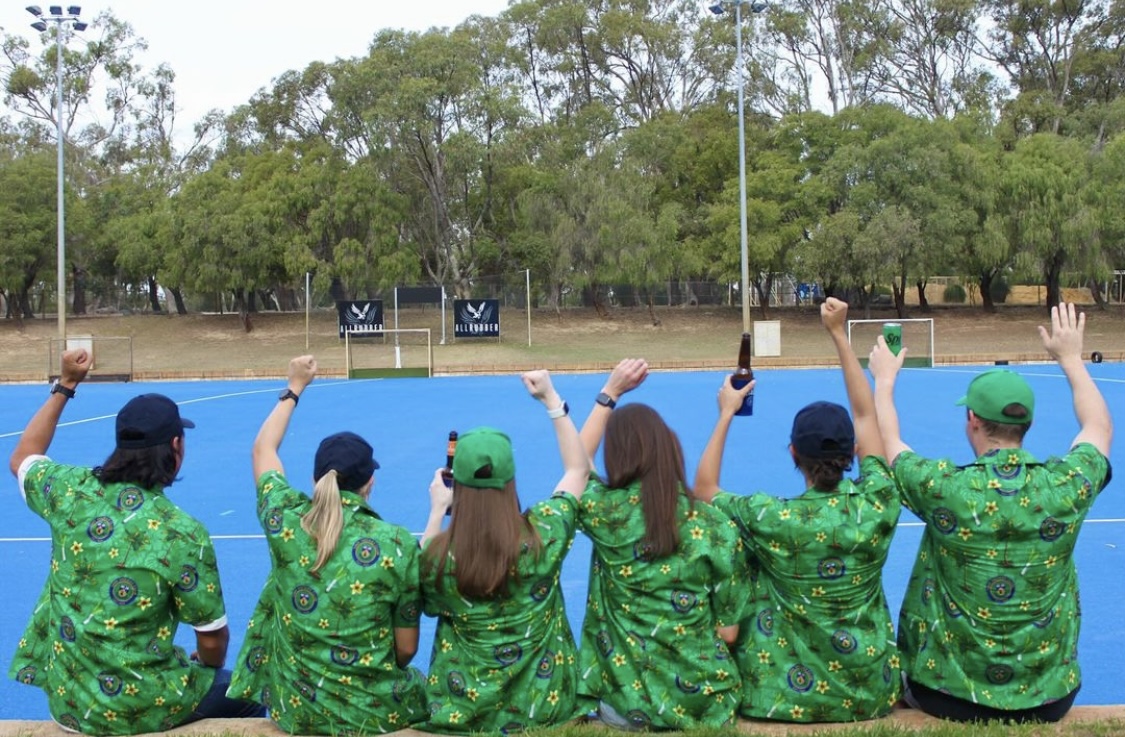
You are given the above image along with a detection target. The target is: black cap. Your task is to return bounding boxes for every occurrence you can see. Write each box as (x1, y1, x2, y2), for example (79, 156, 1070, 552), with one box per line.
(116, 394, 195, 449)
(313, 431, 379, 492)
(790, 401, 855, 460)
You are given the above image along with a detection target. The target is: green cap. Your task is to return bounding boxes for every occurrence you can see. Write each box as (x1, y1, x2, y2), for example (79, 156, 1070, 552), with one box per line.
(452, 427, 516, 490)
(955, 369, 1034, 425)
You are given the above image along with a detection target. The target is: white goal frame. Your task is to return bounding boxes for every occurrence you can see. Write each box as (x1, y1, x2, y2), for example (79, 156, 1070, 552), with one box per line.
(345, 327, 433, 378)
(846, 318, 935, 367)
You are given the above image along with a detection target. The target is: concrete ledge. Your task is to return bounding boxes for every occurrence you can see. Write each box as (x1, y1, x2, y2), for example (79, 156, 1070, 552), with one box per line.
(1, 706, 1123, 736)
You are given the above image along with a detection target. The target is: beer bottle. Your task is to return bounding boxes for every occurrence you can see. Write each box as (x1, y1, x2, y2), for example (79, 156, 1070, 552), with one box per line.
(442, 431, 458, 515)
(731, 332, 754, 416)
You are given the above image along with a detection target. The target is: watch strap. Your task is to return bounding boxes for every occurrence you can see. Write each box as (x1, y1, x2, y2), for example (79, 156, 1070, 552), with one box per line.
(279, 389, 300, 406)
(50, 381, 76, 399)
(546, 400, 569, 419)
(595, 392, 617, 409)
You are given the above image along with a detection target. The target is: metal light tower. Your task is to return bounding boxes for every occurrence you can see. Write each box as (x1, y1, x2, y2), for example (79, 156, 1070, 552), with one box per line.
(27, 5, 87, 341)
(709, 0, 767, 333)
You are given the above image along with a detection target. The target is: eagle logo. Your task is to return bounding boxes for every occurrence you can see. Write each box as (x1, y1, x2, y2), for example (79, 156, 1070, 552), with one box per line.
(459, 301, 493, 324)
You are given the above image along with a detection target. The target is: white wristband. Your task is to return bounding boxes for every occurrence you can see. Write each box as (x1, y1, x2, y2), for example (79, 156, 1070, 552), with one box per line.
(546, 400, 569, 419)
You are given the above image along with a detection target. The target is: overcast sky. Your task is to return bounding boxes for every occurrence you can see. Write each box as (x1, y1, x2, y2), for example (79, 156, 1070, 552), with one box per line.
(2, 1, 512, 134)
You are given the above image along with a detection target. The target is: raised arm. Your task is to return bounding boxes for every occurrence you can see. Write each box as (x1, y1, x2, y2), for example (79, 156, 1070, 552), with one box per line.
(10, 349, 90, 476)
(694, 376, 754, 503)
(821, 298, 884, 460)
(1039, 303, 1113, 456)
(868, 337, 911, 464)
(523, 370, 589, 500)
(251, 355, 317, 482)
(579, 358, 649, 463)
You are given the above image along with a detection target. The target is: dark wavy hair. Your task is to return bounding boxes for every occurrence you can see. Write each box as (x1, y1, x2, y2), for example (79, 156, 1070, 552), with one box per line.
(792, 454, 853, 492)
(93, 441, 181, 489)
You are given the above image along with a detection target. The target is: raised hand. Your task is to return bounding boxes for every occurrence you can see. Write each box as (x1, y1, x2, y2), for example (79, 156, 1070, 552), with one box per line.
(60, 349, 91, 385)
(820, 297, 848, 334)
(287, 355, 318, 389)
(521, 369, 557, 403)
(604, 358, 649, 399)
(1038, 302, 1085, 364)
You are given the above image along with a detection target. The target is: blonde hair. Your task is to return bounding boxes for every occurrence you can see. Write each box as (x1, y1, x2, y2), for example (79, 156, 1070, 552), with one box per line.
(301, 469, 345, 572)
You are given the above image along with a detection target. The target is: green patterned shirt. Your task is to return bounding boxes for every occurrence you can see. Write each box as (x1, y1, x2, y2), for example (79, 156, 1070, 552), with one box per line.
(228, 470, 427, 735)
(893, 444, 1110, 710)
(418, 493, 582, 734)
(712, 455, 902, 723)
(11, 457, 227, 735)
(576, 478, 746, 730)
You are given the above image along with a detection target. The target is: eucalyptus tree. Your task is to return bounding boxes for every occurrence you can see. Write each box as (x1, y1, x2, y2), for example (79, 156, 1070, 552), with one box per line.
(1088, 129, 1125, 305)
(0, 148, 56, 318)
(999, 133, 1096, 310)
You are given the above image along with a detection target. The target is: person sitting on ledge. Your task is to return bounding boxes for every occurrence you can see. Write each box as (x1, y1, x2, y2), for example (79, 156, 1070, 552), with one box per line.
(8, 349, 263, 736)
(868, 302, 1113, 723)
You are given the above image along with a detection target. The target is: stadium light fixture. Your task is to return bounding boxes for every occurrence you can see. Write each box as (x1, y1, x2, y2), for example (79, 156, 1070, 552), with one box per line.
(709, 1, 768, 333)
(27, 3, 86, 341)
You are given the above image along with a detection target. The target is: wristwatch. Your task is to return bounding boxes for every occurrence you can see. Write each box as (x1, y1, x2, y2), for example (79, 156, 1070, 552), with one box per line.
(278, 388, 300, 406)
(546, 400, 569, 419)
(50, 380, 76, 399)
(595, 392, 617, 410)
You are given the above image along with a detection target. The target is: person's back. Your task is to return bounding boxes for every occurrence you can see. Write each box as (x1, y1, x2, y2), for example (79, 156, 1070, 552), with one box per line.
(869, 303, 1113, 722)
(576, 475, 744, 729)
(578, 385, 745, 731)
(229, 357, 427, 735)
(9, 351, 261, 735)
(893, 441, 1103, 711)
(695, 299, 901, 723)
(12, 463, 227, 734)
(418, 371, 588, 734)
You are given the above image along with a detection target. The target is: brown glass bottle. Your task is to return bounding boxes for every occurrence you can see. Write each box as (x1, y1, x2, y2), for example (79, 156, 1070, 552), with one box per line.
(442, 431, 458, 515)
(730, 332, 754, 416)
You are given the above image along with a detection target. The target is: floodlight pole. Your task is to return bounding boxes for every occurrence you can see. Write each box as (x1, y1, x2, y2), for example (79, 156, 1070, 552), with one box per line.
(710, 0, 768, 334)
(27, 5, 86, 342)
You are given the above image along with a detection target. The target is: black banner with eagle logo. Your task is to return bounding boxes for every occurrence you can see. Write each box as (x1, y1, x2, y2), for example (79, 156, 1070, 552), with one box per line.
(337, 300, 384, 338)
(453, 299, 500, 338)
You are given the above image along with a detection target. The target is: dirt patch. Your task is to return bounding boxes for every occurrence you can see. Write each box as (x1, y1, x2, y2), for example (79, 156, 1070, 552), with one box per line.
(1, 303, 1123, 381)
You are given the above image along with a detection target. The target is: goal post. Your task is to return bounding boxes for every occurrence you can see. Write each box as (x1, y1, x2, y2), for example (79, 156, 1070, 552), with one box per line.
(48, 336, 134, 382)
(345, 328, 433, 379)
(846, 318, 934, 368)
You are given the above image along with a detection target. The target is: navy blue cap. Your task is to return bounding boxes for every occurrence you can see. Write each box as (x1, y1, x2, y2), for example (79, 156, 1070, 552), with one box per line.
(790, 401, 855, 460)
(116, 394, 195, 449)
(314, 432, 379, 492)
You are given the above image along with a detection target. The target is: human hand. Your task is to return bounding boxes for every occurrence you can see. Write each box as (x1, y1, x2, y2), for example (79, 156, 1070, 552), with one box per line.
(603, 358, 648, 400)
(718, 376, 754, 417)
(521, 369, 559, 405)
(1038, 302, 1085, 364)
(429, 467, 453, 512)
(820, 297, 848, 334)
(287, 355, 317, 390)
(60, 349, 91, 385)
(868, 335, 906, 382)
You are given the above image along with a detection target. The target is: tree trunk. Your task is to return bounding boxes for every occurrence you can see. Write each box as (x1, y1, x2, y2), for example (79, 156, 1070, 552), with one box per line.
(915, 279, 931, 312)
(892, 282, 906, 318)
(645, 289, 662, 326)
(978, 272, 996, 313)
(752, 276, 772, 320)
(147, 276, 163, 313)
(171, 287, 188, 315)
(329, 276, 348, 303)
(1087, 278, 1108, 310)
(1044, 252, 1064, 315)
(72, 265, 87, 316)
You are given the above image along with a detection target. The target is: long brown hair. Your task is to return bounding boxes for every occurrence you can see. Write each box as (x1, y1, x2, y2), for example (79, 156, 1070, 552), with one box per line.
(423, 479, 542, 599)
(603, 404, 690, 558)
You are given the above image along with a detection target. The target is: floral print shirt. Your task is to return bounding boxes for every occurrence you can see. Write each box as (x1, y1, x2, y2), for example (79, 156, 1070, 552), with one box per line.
(11, 457, 227, 735)
(893, 444, 1110, 710)
(712, 455, 902, 722)
(228, 470, 427, 735)
(576, 478, 746, 730)
(419, 493, 582, 734)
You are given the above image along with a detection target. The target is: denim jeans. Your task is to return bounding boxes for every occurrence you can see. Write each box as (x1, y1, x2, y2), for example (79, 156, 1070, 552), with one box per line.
(178, 668, 266, 724)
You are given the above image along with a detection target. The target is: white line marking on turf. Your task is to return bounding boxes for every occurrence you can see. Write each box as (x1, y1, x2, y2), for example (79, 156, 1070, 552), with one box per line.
(0, 380, 376, 439)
